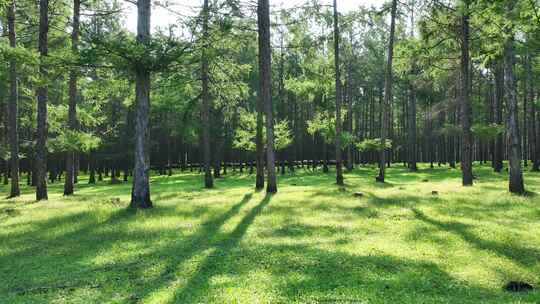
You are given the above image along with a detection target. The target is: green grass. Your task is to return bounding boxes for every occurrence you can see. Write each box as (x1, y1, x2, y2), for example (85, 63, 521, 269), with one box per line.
(1, 164, 540, 303)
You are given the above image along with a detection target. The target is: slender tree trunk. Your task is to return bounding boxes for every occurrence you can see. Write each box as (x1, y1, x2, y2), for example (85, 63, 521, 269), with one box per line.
(88, 152, 96, 184)
(532, 89, 540, 171)
(504, 3, 525, 194)
(534, 94, 540, 171)
(201, 0, 213, 188)
(408, 84, 417, 171)
(377, 0, 397, 183)
(346, 56, 353, 171)
(7, 0, 20, 198)
(523, 55, 529, 167)
(493, 61, 504, 172)
(130, 0, 152, 208)
(64, 0, 80, 196)
(333, 0, 344, 185)
(258, 0, 277, 193)
(322, 137, 329, 172)
(459, 0, 473, 186)
(36, 0, 49, 201)
(255, 106, 264, 189)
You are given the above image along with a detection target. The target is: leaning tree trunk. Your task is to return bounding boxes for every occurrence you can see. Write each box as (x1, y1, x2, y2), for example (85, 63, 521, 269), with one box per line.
(201, 0, 213, 188)
(459, 0, 473, 186)
(36, 0, 49, 201)
(130, 0, 152, 208)
(333, 0, 344, 185)
(7, 0, 20, 198)
(504, 2, 525, 194)
(377, 0, 397, 183)
(258, 0, 277, 193)
(64, 0, 80, 196)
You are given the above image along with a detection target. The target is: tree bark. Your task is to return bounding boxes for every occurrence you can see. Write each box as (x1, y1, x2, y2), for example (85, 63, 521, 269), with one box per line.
(7, 0, 20, 198)
(493, 61, 504, 172)
(459, 0, 473, 186)
(408, 83, 417, 171)
(504, 2, 525, 194)
(377, 0, 397, 182)
(130, 0, 152, 208)
(257, 0, 277, 193)
(36, 0, 49, 201)
(333, 0, 344, 185)
(64, 0, 80, 196)
(201, 0, 213, 188)
(88, 152, 96, 184)
(255, 105, 265, 189)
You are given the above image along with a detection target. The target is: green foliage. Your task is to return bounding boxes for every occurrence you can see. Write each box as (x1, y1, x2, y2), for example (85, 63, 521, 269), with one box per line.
(340, 131, 356, 149)
(233, 110, 293, 152)
(472, 123, 505, 139)
(233, 111, 257, 151)
(307, 112, 336, 141)
(274, 120, 294, 151)
(49, 130, 101, 153)
(438, 123, 462, 137)
(356, 138, 392, 152)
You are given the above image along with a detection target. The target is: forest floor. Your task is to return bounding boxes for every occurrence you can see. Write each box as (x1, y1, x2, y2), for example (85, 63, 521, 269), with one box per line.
(1, 164, 540, 303)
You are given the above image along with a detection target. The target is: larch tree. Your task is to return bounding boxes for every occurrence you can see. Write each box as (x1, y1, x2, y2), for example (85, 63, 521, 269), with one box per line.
(36, 0, 49, 201)
(64, 0, 81, 196)
(201, 0, 213, 189)
(258, 0, 277, 193)
(407, 0, 417, 172)
(130, 0, 153, 208)
(503, 0, 524, 194)
(377, 0, 397, 183)
(492, 60, 504, 172)
(458, 0, 473, 186)
(7, 0, 20, 198)
(333, 0, 344, 185)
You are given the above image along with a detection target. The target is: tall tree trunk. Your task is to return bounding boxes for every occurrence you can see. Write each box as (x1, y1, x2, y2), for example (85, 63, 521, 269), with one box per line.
(408, 83, 417, 171)
(333, 0, 344, 185)
(257, 0, 277, 193)
(504, 2, 525, 194)
(201, 0, 213, 188)
(377, 0, 397, 182)
(459, 0, 473, 186)
(346, 58, 353, 171)
(534, 94, 540, 171)
(7, 0, 20, 198)
(255, 103, 265, 189)
(36, 0, 49, 201)
(523, 55, 529, 167)
(130, 0, 152, 208)
(493, 60, 504, 172)
(64, 0, 80, 196)
(526, 49, 538, 172)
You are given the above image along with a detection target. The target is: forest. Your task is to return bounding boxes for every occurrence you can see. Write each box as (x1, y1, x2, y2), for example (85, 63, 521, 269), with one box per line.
(1, 0, 540, 303)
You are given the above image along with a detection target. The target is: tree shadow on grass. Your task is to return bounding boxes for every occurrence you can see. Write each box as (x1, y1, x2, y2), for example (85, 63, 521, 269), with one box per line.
(160, 240, 538, 303)
(411, 208, 540, 269)
(0, 192, 255, 302)
(257, 244, 529, 304)
(167, 194, 273, 303)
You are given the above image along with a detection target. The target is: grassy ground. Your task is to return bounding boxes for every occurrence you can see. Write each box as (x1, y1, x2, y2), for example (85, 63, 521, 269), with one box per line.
(1, 164, 540, 303)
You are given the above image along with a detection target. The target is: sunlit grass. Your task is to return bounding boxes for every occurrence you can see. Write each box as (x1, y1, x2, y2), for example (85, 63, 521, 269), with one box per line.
(0, 163, 539, 303)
